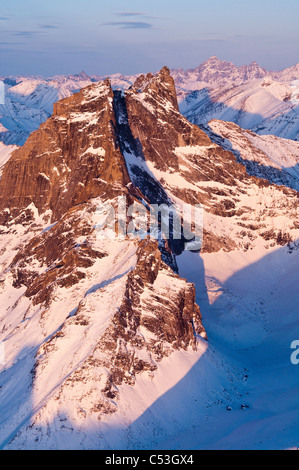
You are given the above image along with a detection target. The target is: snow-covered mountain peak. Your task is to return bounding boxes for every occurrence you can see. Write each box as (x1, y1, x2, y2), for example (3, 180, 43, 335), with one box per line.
(181, 76, 299, 141)
(1, 58, 299, 149)
(1, 66, 299, 449)
(129, 66, 179, 113)
(172, 56, 268, 90)
(0, 68, 211, 448)
(205, 119, 299, 191)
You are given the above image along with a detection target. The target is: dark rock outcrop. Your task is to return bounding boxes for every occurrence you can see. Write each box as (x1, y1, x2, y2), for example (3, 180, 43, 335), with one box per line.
(0, 80, 130, 222)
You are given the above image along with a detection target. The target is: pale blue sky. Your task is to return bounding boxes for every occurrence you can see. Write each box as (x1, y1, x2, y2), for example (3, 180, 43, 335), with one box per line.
(0, 0, 298, 75)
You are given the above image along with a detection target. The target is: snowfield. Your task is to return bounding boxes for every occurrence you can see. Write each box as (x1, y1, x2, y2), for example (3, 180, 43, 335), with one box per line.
(175, 244, 299, 449)
(6, 243, 299, 450)
(182, 78, 299, 141)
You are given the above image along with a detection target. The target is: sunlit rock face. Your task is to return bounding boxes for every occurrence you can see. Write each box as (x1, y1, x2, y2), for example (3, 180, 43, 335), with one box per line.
(0, 66, 298, 450)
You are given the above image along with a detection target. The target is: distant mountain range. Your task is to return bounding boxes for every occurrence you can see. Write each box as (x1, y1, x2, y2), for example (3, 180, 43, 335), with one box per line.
(178, 59, 299, 142)
(1, 57, 299, 148)
(172, 56, 299, 89)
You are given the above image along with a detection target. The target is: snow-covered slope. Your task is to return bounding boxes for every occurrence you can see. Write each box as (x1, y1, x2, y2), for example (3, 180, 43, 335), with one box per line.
(173, 57, 299, 142)
(203, 120, 299, 191)
(0, 142, 17, 177)
(1, 68, 299, 450)
(0, 74, 99, 146)
(181, 78, 299, 141)
(175, 243, 299, 450)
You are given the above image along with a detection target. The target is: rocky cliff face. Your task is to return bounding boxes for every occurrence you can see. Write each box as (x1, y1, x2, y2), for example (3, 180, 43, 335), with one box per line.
(125, 67, 211, 172)
(0, 74, 99, 147)
(0, 79, 130, 223)
(0, 68, 208, 448)
(27, 238, 205, 427)
(120, 68, 299, 253)
(1, 66, 299, 449)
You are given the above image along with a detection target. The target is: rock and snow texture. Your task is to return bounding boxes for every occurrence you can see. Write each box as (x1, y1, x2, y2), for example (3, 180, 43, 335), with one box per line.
(1, 57, 299, 149)
(121, 69, 299, 254)
(0, 72, 140, 148)
(203, 120, 299, 191)
(0, 66, 299, 450)
(0, 70, 206, 449)
(0, 74, 98, 146)
(172, 56, 299, 91)
(181, 77, 299, 142)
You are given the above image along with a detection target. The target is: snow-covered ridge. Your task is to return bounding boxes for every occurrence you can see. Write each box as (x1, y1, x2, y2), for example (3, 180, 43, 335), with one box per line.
(181, 78, 299, 142)
(205, 120, 299, 191)
(172, 56, 299, 90)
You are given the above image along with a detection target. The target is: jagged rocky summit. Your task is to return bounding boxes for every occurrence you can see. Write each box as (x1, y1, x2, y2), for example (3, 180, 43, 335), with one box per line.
(0, 66, 298, 449)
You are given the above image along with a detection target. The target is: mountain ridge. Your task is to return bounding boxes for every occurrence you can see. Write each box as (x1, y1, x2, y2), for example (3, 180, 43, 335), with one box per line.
(1, 57, 299, 147)
(1, 66, 299, 449)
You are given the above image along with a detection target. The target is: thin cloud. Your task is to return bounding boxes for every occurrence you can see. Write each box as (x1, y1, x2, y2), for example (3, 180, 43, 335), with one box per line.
(13, 31, 46, 38)
(34, 15, 59, 19)
(0, 16, 11, 21)
(38, 24, 59, 29)
(115, 12, 166, 20)
(103, 21, 153, 30)
(116, 12, 145, 17)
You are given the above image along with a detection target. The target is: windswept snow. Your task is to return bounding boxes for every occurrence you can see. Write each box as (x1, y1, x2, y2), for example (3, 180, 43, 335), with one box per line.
(14, 243, 299, 450)
(173, 244, 299, 450)
(0, 142, 17, 177)
(207, 120, 299, 190)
